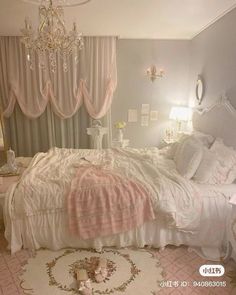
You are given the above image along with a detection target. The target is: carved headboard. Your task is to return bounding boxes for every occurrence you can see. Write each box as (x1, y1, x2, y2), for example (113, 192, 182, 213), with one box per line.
(193, 95, 236, 149)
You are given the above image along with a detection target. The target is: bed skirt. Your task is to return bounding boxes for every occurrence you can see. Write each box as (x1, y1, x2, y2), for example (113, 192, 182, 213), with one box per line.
(5, 193, 230, 261)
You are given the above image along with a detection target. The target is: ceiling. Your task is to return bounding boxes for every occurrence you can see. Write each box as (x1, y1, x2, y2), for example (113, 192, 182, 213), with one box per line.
(0, 0, 236, 39)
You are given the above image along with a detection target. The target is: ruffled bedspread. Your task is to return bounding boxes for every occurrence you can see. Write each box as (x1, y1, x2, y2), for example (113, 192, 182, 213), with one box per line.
(6, 147, 202, 239)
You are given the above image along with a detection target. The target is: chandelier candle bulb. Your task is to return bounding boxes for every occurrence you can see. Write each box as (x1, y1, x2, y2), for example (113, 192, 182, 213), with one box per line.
(25, 18, 28, 29)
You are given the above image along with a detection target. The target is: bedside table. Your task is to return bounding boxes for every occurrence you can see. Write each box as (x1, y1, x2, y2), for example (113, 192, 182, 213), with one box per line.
(112, 139, 130, 148)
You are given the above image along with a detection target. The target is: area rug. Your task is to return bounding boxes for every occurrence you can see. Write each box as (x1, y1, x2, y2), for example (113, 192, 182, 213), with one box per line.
(19, 247, 164, 295)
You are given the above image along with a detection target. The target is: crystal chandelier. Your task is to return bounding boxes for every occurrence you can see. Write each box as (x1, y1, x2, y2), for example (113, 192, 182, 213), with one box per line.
(20, 0, 90, 72)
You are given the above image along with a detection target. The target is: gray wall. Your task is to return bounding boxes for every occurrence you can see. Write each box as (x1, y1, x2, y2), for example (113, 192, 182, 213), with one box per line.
(112, 39, 191, 147)
(189, 8, 236, 147)
(112, 8, 236, 148)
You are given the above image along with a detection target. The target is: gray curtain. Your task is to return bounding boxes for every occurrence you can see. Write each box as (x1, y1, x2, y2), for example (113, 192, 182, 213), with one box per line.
(4, 103, 90, 157)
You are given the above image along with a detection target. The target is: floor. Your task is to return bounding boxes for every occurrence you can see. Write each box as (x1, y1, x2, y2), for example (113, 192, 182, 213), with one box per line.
(0, 229, 236, 295)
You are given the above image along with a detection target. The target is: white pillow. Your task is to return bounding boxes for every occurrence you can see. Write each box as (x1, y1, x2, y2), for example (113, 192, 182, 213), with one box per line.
(209, 138, 236, 184)
(193, 148, 219, 183)
(191, 131, 215, 148)
(174, 137, 203, 179)
(159, 142, 178, 159)
(164, 131, 214, 160)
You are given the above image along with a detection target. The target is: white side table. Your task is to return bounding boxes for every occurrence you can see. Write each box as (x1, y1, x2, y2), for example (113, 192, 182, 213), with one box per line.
(112, 139, 130, 148)
(87, 127, 108, 150)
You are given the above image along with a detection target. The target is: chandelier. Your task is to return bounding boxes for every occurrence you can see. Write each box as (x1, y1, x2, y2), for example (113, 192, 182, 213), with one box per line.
(20, 0, 90, 72)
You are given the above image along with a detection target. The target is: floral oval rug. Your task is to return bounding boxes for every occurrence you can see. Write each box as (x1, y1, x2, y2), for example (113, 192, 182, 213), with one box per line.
(20, 247, 164, 295)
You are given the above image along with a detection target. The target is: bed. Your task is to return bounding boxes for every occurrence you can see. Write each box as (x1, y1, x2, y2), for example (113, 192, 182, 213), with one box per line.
(4, 134, 236, 260)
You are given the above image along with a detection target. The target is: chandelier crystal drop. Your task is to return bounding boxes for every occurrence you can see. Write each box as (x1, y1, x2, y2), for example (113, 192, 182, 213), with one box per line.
(20, 0, 85, 73)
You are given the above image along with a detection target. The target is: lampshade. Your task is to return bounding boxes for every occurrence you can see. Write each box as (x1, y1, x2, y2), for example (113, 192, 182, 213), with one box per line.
(169, 106, 192, 121)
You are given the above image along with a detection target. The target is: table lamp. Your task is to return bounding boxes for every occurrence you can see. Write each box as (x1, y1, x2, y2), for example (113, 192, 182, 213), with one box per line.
(169, 106, 192, 132)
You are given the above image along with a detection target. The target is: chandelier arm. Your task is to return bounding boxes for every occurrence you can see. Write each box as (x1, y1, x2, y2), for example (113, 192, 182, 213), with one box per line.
(38, 18, 47, 33)
(54, 8, 66, 34)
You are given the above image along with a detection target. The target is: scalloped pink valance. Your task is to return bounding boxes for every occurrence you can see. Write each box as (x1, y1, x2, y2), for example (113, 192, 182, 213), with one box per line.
(0, 36, 117, 119)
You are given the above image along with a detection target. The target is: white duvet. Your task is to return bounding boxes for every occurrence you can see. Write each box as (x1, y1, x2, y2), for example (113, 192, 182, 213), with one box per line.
(6, 147, 202, 235)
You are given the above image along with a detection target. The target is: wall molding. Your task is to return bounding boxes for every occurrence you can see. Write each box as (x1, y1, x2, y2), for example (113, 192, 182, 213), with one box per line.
(191, 3, 236, 39)
(194, 94, 236, 118)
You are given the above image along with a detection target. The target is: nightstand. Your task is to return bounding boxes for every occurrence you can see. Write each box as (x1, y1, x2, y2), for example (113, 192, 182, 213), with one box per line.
(112, 139, 130, 148)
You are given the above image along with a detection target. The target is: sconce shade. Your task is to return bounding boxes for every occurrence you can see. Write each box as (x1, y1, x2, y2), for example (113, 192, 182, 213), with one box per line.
(169, 106, 192, 121)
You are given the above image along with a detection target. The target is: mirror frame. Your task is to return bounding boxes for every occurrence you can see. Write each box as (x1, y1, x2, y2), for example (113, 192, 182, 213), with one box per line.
(196, 75, 204, 105)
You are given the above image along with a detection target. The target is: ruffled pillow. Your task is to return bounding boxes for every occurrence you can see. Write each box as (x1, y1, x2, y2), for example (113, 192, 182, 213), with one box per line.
(174, 137, 203, 179)
(193, 148, 219, 183)
(161, 131, 214, 160)
(193, 138, 236, 184)
(209, 138, 236, 184)
(191, 131, 215, 148)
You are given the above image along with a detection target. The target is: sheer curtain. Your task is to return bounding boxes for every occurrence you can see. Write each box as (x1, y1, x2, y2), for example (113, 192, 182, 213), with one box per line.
(0, 36, 117, 156)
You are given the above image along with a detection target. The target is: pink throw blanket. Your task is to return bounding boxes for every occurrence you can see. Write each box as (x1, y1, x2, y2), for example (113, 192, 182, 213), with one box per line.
(67, 165, 155, 239)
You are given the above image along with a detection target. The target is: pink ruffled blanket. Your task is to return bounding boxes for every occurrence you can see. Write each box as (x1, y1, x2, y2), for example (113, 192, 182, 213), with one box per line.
(67, 165, 155, 239)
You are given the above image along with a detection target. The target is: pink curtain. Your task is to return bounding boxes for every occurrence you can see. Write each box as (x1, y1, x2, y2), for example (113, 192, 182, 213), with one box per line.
(0, 37, 117, 119)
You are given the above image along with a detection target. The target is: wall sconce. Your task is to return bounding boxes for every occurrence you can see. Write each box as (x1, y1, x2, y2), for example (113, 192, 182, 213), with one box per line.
(146, 65, 164, 82)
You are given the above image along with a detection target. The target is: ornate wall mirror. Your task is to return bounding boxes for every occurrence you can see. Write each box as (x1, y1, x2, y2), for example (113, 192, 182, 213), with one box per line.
(196, 75, 204, 105)
(0, 110, 7, 166)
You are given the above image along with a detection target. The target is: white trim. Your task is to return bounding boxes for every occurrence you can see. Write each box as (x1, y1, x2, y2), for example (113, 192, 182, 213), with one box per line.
(192, 3, 236, 39)
(194, 94, 236, 118)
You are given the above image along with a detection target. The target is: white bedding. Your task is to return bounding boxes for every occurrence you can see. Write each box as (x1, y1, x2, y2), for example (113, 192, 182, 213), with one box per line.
(4, 147, 236, 259)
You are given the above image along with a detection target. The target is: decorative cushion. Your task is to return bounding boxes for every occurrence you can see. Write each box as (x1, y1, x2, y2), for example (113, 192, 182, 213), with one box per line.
(209, 138, 236, 184)
(191, 131, 215, 148)
(174, 137, 203, 179)
(193, 148, 219, 183)
(159, 142, 178, 159)
(162, 131, 214, 160)
(160, 133, 190, 160)
(194, 139, 236, 184)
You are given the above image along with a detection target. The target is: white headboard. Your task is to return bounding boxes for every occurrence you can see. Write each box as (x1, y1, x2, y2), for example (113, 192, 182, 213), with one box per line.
(193, 95, 236, 148)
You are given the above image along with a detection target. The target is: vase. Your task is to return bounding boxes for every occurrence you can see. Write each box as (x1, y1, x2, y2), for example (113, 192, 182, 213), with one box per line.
(117, 129, 124, 142)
